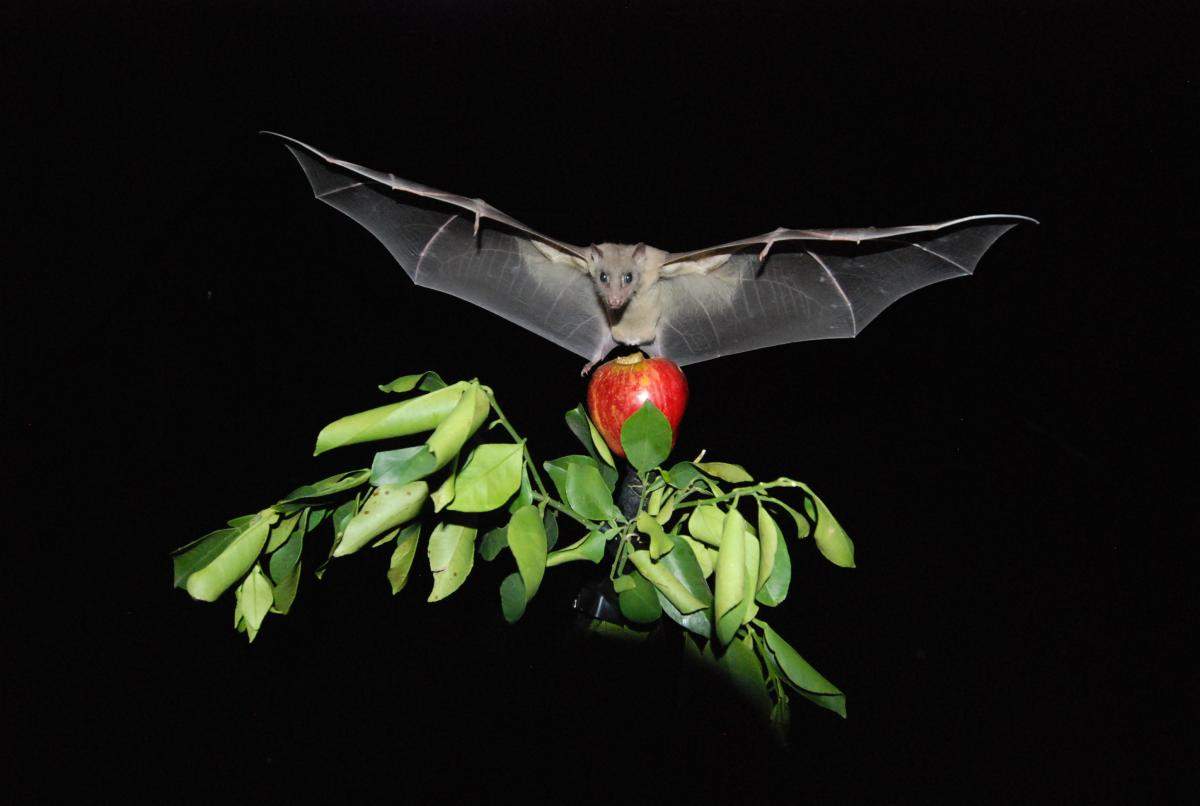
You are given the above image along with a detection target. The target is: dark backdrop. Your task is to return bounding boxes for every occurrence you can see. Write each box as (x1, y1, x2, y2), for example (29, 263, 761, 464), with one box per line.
(8, 2, 1191, 801)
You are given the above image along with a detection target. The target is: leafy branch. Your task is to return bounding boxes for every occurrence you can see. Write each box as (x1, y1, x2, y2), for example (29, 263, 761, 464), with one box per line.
(170, 368, 857, 735)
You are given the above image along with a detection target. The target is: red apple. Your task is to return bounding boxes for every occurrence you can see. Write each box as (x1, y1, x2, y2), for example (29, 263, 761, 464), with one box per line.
(587, 352, 688, 459)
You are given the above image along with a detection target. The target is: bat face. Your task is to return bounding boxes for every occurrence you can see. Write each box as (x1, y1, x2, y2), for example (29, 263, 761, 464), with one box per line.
(588, 243, 650, 312)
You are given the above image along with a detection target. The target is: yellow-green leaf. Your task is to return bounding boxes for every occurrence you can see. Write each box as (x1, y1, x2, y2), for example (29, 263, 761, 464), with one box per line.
(313, 381, 469, 455)
(688, 505, 725, 546)
(335, 482, 428, 558)
(696, 461, 753, 483)
(799, 483, 855, 568)
(756, 502, 779, 592)
(637, 512, 673, 560)
(186, 510, 275, 602)
(387, 524, 421, 594)
(507, 505, 547, 602)
(546, 530, 606, 567)
(235, 564, 273, 643)
(448, 442, 523, 512)
(713, 506, 748, 647)
(426, 382, 490, 469)
(427, 522, 478, 602)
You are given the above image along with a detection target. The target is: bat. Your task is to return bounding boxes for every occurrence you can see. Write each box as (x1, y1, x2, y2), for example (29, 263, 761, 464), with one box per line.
(266, 133, 1034, 372)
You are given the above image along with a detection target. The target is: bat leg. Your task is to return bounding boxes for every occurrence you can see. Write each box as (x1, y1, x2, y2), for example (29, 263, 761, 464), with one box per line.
(581, 338, 619, 376)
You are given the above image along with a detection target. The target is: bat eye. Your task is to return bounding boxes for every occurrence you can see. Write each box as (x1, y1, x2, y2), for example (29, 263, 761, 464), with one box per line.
(599, 272, 609, 284)
(622, 272, 633, 285)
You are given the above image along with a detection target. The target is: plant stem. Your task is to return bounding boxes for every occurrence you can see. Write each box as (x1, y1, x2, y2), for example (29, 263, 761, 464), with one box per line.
(482, 386, 550, 500)
(672, 478, 803, 510)
(532, 492, 592, 528)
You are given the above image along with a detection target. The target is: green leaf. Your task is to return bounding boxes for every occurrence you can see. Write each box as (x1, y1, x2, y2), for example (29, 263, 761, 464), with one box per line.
(507, 505, 548, 602)
(546, 529, 606, 567)
(235, 564, 273, 643)
(629, 544, 709, 616)
(426, 522, 477, 602)
(431, 454, 458, 512)
(387, 523, 421, 594)
(565, 404, 617, 469)
(564, 461, 621, 521)
(545, 454, 615, 500)
(448, 442, 523, 512)
(271, 559, 301, 615)
(713, 506, 748, 647)
(281, 469, 371, 504)
(761, 623, 846, 718)
(313, 381, 468, 455)
(378, 370, 447, 394)
(653, 533, 713, 606)
(618, 571, 663, 624)
(706, 633, 771, 718)
(335, 481, 428, 557)
(655, 490, 677, 525)
(479, 526, 508, 561)
(755, 528, 792, 607)
(742, 533, 760, 626)
(588, 417, 616, 468)
(268, 527, 304, 584)
(798, 484, 855, 568)
(657, 589, 712, 639)
(306, 507, 330, 533)
(265, 510, 302, 553)
(370, 446, 438, 487)
(185, 511, 275, 602)
(500, 572, 526, 623)
(620, 400, 673, 472)
(330, 496, 360, 547)
(227, 514, 256, 529)
(756, 501, 779, 593)
(665, 462, 705, 490)
(509, 468, 533, 514)
(425, 382, 490, 469)
(679, 534, 714, 578)
(696, 461, 754, 483)
(637, 512, 673, 560)
(171, 527, 239, 589)
(542, 509, 559, 551)
(612, 575, 637, 594)
(762, 496, 811, 539)
(688, 505, 725, 546)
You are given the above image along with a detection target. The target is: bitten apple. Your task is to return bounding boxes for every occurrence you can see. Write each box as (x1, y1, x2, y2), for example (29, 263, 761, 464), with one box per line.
(587, 352, 688, 458)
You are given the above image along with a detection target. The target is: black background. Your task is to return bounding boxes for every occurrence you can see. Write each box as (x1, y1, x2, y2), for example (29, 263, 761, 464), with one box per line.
(8, 2, 1192, 801)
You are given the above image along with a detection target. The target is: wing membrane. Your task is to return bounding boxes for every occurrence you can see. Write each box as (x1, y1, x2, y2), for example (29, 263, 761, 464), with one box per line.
(272, 134, 608, 361)
(658, 221, 1024, 365)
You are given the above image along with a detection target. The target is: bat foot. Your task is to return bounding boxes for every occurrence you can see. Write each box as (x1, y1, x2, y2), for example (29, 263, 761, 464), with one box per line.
(580, 359, 597, 376)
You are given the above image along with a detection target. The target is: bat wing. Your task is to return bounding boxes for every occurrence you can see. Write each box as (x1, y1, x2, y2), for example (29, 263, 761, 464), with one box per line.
(655, 216, 1035, 365)
(266, 133, 612, 362)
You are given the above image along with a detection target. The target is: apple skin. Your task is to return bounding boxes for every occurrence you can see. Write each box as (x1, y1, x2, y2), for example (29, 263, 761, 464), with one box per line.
(587, 352, 688, 459)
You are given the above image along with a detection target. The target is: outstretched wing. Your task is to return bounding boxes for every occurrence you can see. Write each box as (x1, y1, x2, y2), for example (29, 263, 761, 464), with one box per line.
(655, 216, 1035, 365)
(266, 133, 611, 361)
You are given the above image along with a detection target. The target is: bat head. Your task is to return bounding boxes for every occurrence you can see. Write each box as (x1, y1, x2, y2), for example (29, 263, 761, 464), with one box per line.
(588, 243, 648, 311)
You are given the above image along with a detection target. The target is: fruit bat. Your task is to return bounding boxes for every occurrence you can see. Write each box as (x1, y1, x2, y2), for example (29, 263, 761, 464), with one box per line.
(267, 133, 1033, 371)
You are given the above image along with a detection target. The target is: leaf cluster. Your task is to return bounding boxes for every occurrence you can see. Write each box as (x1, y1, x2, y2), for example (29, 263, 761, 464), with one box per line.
(170, 370, 857, 729)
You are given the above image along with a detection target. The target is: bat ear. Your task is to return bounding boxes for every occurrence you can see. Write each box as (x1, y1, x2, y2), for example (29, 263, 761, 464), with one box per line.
(531, 239, 589, 272)
(588, 244, 604, 264)
(632, 243, 647, 263)
(660, 252, 732, 277)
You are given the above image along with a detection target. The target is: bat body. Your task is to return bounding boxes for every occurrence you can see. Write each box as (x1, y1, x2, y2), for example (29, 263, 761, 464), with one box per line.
(268, 133, 1034, 370)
